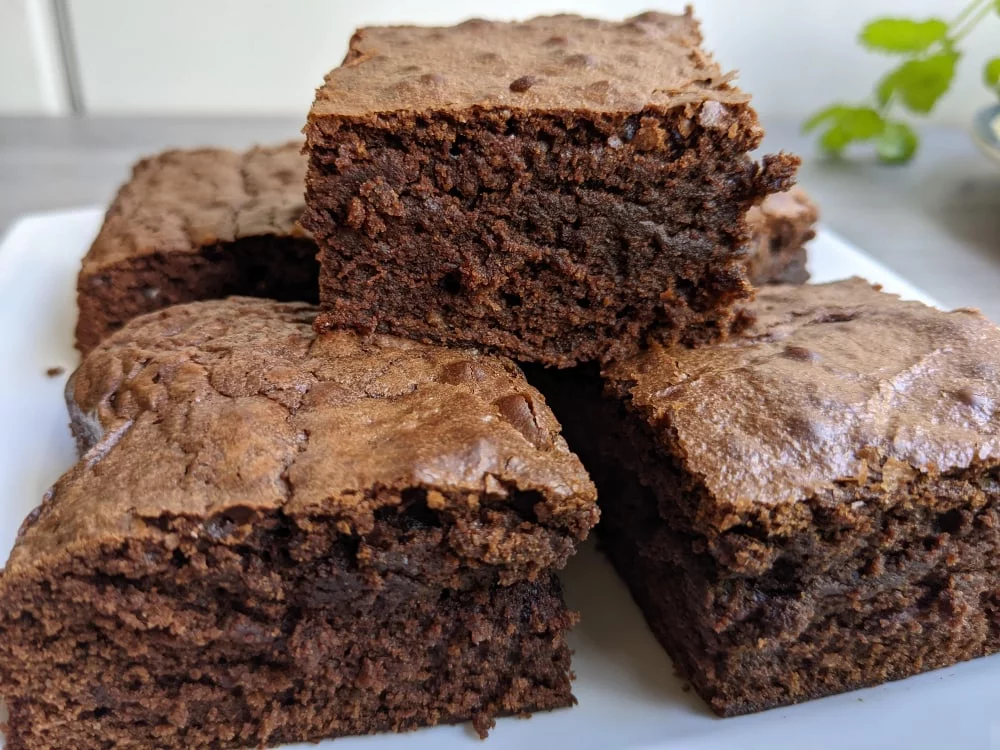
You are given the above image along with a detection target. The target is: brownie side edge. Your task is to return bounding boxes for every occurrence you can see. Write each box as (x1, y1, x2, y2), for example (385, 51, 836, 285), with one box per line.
(0, 525, 577, 748)
(304, 107, 797, 366)
(75, 235, 319, 354)
(529, 364, 1000, 715)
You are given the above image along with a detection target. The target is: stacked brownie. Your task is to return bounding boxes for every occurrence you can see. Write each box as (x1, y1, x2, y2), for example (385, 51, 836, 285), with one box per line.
(302, 10, 798, 367)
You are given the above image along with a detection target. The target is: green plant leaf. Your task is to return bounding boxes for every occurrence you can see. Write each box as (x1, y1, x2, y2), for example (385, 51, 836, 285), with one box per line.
(809, 106, 886, 155)
(859, 18, 949, 53)
(803, 105, 849, 133)
(876, 73, 895, 108)
(820, 125, 852, 154)
(876, 121, 919, 163)
(876, 52, 959, 114)
(986, 57, 1000, 89)
(838, 107, 886, 139)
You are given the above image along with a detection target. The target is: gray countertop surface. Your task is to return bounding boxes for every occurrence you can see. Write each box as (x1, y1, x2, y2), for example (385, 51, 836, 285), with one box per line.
(1, 116, 998, 320)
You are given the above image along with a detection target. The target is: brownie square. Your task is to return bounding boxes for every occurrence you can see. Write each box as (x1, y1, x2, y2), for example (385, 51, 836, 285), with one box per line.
(303, 11, 799, 367)
(532, 279, 1000, 715)
(744, 186, 817, 286)
(0, 298, 598, 749)
(75, 142, 318, 354)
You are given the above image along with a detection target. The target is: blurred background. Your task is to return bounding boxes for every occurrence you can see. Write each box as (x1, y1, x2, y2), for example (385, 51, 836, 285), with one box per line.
(1, 0, 999, 319)
(2, 0, 995, 123)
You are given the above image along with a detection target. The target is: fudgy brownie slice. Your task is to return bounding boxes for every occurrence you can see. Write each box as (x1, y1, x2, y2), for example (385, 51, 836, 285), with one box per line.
(303, 11, 799, 367)
(0, 298, 598, 750)
(532, 279, 1000, 715)
(75, 142, 318, 354)
(744, 186, 817, 286)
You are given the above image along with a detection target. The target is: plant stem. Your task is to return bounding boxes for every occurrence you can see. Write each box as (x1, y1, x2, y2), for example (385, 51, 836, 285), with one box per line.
(951, 0, 993, 41)
(950, 0, 990, 33)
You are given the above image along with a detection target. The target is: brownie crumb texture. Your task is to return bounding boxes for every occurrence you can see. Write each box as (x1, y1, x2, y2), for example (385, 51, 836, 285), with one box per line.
(44, 366, 64, 378)
(74, 142, 318, 354)
(532, 279, 1000, 715)
(1, 298, 598, 749)
(744, 186, 818, 286)
(304, 11, 799, 366)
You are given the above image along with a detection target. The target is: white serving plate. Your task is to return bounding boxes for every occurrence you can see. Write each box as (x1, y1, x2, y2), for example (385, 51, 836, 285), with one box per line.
(1, 209, 998, 750)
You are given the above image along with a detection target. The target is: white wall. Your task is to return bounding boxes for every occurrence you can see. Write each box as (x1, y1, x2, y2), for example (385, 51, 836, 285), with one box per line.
(0, 0, 68, 114)
(1, 0, 995, 122)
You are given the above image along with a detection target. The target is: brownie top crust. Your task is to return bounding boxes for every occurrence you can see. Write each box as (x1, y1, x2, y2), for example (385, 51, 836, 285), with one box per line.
(83, 142, 308, 273)
(604, 278, 1000, 508)
(8, 298, 596, 571)
(310, 11, 750, 118)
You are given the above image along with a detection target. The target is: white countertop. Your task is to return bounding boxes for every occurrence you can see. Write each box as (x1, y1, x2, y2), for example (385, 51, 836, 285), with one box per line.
(1, 116, 998, 320)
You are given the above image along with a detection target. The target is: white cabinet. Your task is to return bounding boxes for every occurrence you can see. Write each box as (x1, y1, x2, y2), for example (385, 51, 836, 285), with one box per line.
(0, 0, 68, 114)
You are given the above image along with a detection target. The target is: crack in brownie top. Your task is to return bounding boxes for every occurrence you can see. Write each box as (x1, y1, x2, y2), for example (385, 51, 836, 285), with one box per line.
(310, 11, 751, 118)
(604, 278, 1000, 507)
(8, 297, 597, 571)
(83, 142, 308, 272)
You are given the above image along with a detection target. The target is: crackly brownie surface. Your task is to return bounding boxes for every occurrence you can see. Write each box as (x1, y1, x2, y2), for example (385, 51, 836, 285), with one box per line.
(75, 142, 317, 353)
(304, 11, 798, 367)
(744, 186, 817, 286)
(312, 12, 749, 116)
(534, 279, 1000, 715)
(1, 298, 597, 750)
(606, 278, 1000, 520)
